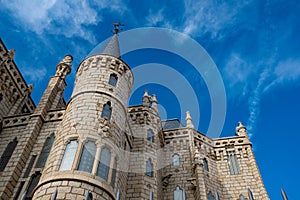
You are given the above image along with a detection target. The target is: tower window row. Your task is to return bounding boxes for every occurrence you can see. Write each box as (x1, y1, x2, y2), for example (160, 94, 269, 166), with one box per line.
(59, 140, 118, 187)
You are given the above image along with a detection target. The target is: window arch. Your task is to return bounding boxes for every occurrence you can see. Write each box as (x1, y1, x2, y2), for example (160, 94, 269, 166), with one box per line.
(59, 140, 78, 171)
(174, 186, 186, 200)
(147, 129, 154, 142)
(146, 158, 153, 177)
(97, 147, 111, 181)
(85, 191, 93, 200)
(26, 171, 41, 199)
(110, 157, 117, 187)
(203, 158, 209, 171)
(172, 154, 180, 166)
(101, 101, 112, 120)
(227, 151, 240, 175)
(108, 74, 118, 87)
(78, 141, 96, 173)
(239, 194, 246, 200)
(35, 133, 55, 168)
(208, 191, 215, 200)
(0, 137, 18, 171)
(248, 188, 254, 200)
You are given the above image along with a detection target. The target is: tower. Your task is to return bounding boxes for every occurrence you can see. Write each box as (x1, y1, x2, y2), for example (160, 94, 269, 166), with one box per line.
(32, 26, 133, 199)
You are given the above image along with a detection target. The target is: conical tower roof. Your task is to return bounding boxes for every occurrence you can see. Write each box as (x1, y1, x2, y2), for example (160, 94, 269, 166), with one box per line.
(101, 24, 122, 58)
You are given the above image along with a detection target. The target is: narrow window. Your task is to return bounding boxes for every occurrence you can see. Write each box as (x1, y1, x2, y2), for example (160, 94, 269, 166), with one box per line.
(97, 147, 111, 181)
(78, 141, 96, 173)
(150, 191, 154, 200)
(116, 190, 120, 200)
(110, 157, 117, 187)
(0, 93, 3, 102)
(147, 129, 154, 142)
(248, 188, 254, 200)
(85, 191, 93, 200)
(108, 74, 118, 87)
(215, 191, 221, 200)
(146, 158, 153, 177)
(26, 171, 41, 198)
(208, 191, 215, 200)
(172, 154, 180, 166)
(101, 101, 112, 120)
(0, 137, 18, 171)
(239, 194, 246, 200)
(35, 133, 55, 168)
(227, 151, 240, 175)
(60, 140, 78, 171)
(174, 186, 186, 200)
(23, 155, 37, 178)
(14, 181, 25, 200)
(203, 158, 209, 171)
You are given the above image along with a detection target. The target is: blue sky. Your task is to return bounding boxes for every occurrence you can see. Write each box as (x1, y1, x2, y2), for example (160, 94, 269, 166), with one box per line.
(1, 0, 299, 199)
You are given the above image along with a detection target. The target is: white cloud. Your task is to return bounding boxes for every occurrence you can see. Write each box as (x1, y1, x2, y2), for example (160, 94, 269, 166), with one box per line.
(146, 9, 165, 26)
(23, 67, 47, 82)
(2, 0, 127, 42)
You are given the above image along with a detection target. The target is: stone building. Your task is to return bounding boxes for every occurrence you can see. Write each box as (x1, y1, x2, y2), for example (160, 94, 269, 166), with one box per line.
(0, 27, 270, 200)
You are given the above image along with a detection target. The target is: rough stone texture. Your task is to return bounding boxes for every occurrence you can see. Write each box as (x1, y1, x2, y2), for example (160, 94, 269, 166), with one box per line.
(0, 37, 270, 200)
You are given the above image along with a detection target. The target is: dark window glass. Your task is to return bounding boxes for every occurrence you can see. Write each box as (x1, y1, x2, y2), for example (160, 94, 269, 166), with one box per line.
(101, 102, 112, 120)
(146, 159, 153, 177)
(147, 129, 154, 142)
(14, 181, 25, 200)
(110, 157, 117, 187)
(203, 158, 209, 171)
(26, 171, 41, 199)
(78, 141, 96, 173)
(208, 191, 215, 200)
(239, 194, 246, 200)
(85, 191, 93, 200)
(23, 155, 37, 178)
(227, 151, 240, 175)
(97, 147, 111, 181)
(0, 137, 18, 171)
(150, 191, 154, 200)
(108, 74, 118, 87)
(35, 134, 55, 168)
(248, 188, 254, 200)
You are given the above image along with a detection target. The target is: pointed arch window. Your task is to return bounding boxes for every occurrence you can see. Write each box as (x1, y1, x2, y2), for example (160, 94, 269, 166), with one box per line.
(0, 137, 18, 171)
(146, 158, 153, 177)
(110, 157, 117, 187)
(26, 171, 41, 199)
(227, 151, 240, 175)
(239, 194, 246, 200)
(78, 141, 96, 173)
(147, 129, 154, 142)
(35, 133, 55, 168)
(85, 191, 93, 200)
(174, 186, 186, 200)
(97, 147, 111, 181)
(203, 158, 209, 171)
(108, 74, 118, 87)
(101, 101, 112, 120)
(208, 191, 215, 200)
(172, 154, 180, 166)
(248, 188, 254, 200)
(60, 140, 78, 171)
(23, 155, 37, 178)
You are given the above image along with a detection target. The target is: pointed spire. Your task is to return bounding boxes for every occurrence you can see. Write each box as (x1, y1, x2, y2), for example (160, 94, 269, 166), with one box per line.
(281, 188, 288, 200)
(102, 22, 124, 58)
(185, 111, 194, 128)
(235, 121, 247, 137)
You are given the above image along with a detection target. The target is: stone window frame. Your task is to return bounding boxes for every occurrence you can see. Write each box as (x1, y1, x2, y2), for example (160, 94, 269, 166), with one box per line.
(59, 140, 79, 171)
(203, 158, 209, 171)
(172, 153, 180, 166)
(239, 194, 247, 200)
(146, 129, 154, 143)
(0, 137, 18, 172)
(150, 190, 154, 200)
(96, 146, 112, 181)
(108, 73, 118, 87)
(173, 185, 186, 200)
(35, 133, 55, 168)
(77, 140, 97, 173)
(208, 191, 215, 200)
(101, 101, 112, 120)
(146, 158, 153, 177)
(227, 150, 240, 175)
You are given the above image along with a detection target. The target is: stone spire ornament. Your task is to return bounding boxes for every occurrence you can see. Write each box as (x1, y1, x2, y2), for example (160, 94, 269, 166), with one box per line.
(185, 111, 194, 128)
(55, 54, 73, 78)
(235, 121, 247, 137)
(102, 22, 124, 58)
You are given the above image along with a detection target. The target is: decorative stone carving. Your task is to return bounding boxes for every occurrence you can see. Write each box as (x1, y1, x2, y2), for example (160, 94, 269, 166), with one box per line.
(98, 118, 110, 137)
(162, 174, 172, 189)
(187, 178, 197, 190)
(55, 55, 73, 78)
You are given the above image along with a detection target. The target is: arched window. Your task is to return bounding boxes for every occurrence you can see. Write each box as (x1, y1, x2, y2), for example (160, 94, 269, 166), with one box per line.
(150, 191, 154, 200)
(35, 133, 55, 168)
(101, 101, 112, 120)
(208, 191, 215, 200)
(108, 74, 118, 87)
(239, 194, 246, 200)
(85, 191, 93, 200)
(0, 137, 18, 171)
(26, 171, 41, 199)
(78, 141, 96, 173)
(172, 154, 180, 166)
(174, 186, 186, 200)
(110, 157, 117, 187)
(23, 155, 37, 178)
(147, 129, 154, 142)
(97, 147, 111, 181)
(146, 158, 153, 177)
(203, 158, 209, 171)
(248, 188, 254, 200)
(60, 140, 78, 171)
(227, 151, 240, 175)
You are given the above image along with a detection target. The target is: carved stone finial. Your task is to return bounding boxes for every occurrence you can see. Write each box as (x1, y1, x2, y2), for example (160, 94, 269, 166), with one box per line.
(142, 90, 150, 107)
(185, 111, 194, 128)
(55, 54, 73, 78)
(235, 121, 247, 137)
(150, 94, 158, 112)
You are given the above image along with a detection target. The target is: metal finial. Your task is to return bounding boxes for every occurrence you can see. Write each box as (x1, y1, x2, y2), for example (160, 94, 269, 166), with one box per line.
(112, 21, 124, 34)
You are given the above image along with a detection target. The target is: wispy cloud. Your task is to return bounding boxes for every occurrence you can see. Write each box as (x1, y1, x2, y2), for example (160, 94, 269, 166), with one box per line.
(23, 67, 47, 82)
(2, 0, 127, 42)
